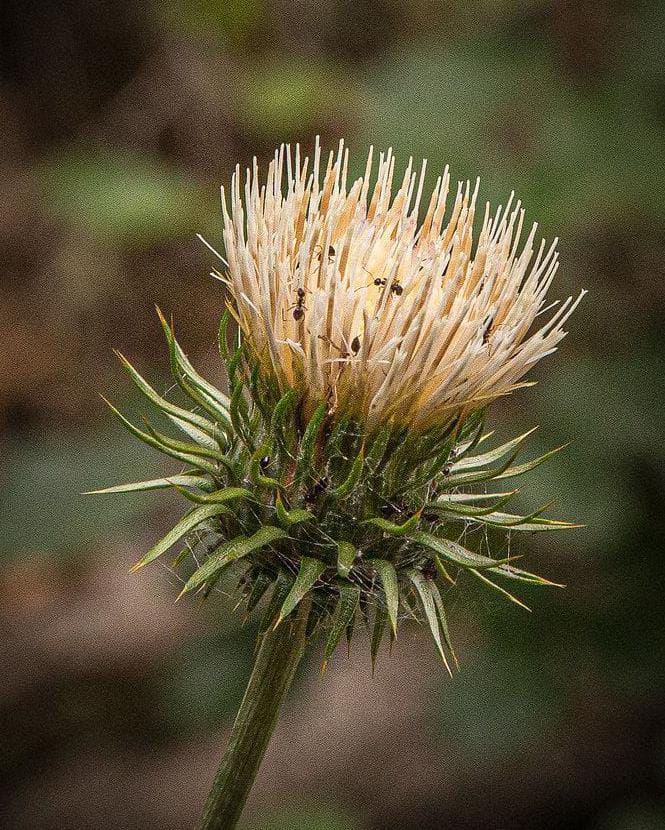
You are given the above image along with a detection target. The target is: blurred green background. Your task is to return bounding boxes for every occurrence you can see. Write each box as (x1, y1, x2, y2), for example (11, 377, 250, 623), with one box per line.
(1, 1, 664, 828)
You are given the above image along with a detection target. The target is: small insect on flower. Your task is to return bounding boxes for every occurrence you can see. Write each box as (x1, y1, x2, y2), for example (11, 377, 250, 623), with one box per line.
(290, 287, 307, 322)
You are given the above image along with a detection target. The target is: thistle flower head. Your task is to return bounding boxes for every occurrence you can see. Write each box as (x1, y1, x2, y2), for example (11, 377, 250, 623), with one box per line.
(94, 139, 584, 673)
(219, 139, 584, 432)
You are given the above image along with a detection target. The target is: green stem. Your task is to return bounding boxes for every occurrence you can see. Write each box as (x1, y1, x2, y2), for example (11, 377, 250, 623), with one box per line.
(199, 599, 311, 830)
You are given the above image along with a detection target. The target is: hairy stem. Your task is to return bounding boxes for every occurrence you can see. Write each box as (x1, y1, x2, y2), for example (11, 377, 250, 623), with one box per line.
(199, 598, 311, 830)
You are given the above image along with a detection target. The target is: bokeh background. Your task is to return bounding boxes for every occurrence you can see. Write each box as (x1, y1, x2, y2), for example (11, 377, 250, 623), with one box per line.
(2, 2, 665, 828)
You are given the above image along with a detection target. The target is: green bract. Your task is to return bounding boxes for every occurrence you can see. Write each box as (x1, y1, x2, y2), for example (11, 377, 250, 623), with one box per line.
(93, 311, 577, 672)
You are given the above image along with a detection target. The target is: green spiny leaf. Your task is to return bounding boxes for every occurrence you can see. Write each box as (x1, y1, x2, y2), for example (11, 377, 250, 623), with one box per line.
(102, 397, 218, 475)
(370, 559, 399, 636)
(157, 307, 232, 416)
(494, 444, 569, 479)
(429, 581, 458, 669)
(170, 484, 253, 505)
(83, 474, 209, 495)
(178, 526, 288, 597)
(411, 532, 512, 570)
(328, 445, 364, 499)
(294, 402, 328, 487)
(323, 581, 360, 668)
(363, 509, 422, 537)
(441, 446, 521, 487)
(113, 350, 218, 439)
(408, 569, 452, 675)
(451, 428, 538, 472)
(245, 570, 274, 614)
(276, 556, 326, 625)
(218, 309, 231, 361)
(142, 420, 228, 463)
(428, 491, 517, 517)
(468, 567, 531, 611)
(275, 494, 314, 527)
(336, 541, 357, 578)
(488, 563, 564, 587)
(259, 570, 294, 637)
(131, 503, 231, 571)
(164, 412, 220, 450)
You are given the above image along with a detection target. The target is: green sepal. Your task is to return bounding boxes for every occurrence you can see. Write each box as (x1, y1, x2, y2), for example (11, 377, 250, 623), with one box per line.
(218, 309, 231, 361)
(410, 532, 513, 570)
(170, 484, 253, 505)
(294, 402, 328, 487)
(230, 378, 251, 445)
(441, 446, 521, 487)
(429, 581, 458, 669)
(83, 474, 210, 495)
(249, 441, 283, 489)
(177, 526, 289, 597)
(364, 421, 393, 476)
(336, 541, 357, 578)
(275, 494, 314, 527)
(276, 556, 326, 625)
(164, 412, 220, 451)
(245, 570, 274, 614)
(407, 569, 452, 676)
(270, 388, 299, 436)
(489, 563, 564, 587)
(157, 307, 232, 419)
(468, 567, 531, 611)
(370, 559, 399, 636)
(131, 503, 231, 571)
(112, 349, 219, 441)
(494, 444, 569, 479)
(102, 397, 218, 475)
(258, 570, 293, 637)
(328, 445, 364, 499)
(363, 510, 422, 537)
(451, 428, 537, 472)
(325, 414, 351, 464)
(428, 491, 517, 517)
(322, 581, 360, 668)
(226, 345, 244, 390)
(142, 420, 228, 464)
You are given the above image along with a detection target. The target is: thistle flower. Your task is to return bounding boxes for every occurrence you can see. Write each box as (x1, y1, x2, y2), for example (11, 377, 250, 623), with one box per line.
(91, 140, 584, 830)
(217, 139, 583, 431)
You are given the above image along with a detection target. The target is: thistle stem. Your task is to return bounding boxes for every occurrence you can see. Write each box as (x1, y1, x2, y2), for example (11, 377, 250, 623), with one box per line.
(198, 599, 310, 830)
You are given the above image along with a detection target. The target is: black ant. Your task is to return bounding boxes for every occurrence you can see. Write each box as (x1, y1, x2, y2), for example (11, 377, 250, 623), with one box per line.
(259, 456, 271, 472)
(422, 559, 437, 580)
(350, 336, 361, 355)
(289, 287, 307, 321)
(371, 277, 403, 296)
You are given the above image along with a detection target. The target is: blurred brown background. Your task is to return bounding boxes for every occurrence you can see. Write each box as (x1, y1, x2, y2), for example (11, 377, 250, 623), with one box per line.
(1, 1, 664, 828)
